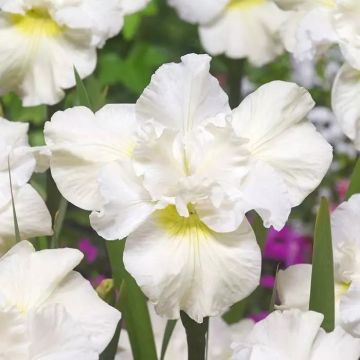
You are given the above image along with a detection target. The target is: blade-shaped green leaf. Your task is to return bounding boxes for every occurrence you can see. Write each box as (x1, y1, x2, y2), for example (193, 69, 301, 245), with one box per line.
(180, 311, 209, 360)
(269, 264, 280, 312)
(346, 157, 360, 200)
(7, 159, 20, 242)
(309, 197, 335, 332)
(50, 196, 68, 248)
(160, 320, 177, 360)
(105, 240, 157, 360)
(74, 67, 92, 109)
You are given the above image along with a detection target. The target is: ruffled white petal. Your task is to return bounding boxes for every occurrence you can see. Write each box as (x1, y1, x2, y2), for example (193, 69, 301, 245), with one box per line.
(28, 305, 98, 360)
(0, 241, 83, 311)
(311, 326, 360, 360)
(232, 81, 332, 228)
(45, 272, 121, 352)
(90, 162, 155, 241)
(199, 2, 287, 66)
(0, 184, 53, 255)
(124, 209, 261, 322)
(331, 194, 360, 283)
(232, 310, 324, 359)
(332, 64, 360, 151)
(168, 0, 228, 24)
(276, 264, 311, 311)
(45, 105, 137, 211)
(136, 53, 230, 133)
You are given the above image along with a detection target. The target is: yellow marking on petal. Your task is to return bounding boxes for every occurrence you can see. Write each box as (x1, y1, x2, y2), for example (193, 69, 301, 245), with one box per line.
(316, 0, 336, 9)
(335, 281, 350, 298)
(11, 8, 64, 37)
(227, 0, 265, 10)
(156, 205, 212, 241)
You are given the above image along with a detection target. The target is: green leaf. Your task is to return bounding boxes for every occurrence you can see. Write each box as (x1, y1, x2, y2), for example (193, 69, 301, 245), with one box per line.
(180, 311, 209, 360)
(346, 158, 360, 200)
(8, 159, 20, 243)
(160, 320, 177, 360)
(74, 67, 92, 108)
(105, 240, 157, 360)
(309, 197, 335, 332)
(252, 212, 267, 250)
(50, 196, 68, 249)
(269, 264, 280, 312)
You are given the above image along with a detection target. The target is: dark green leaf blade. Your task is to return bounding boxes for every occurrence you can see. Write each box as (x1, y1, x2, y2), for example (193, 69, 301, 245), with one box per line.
(309, 197, 335, 332)
(346, 157, 360, 200)
(74, 67, 92, 109)
(8, 159, 20, 242)
(160, 320, 177, 360)
(180, 311, 209, 360)
(105, 240, 157, 360)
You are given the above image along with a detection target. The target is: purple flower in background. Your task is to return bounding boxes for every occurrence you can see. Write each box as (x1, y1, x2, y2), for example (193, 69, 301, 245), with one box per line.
(264, 226, 312, 267)
(336, 179, 349, 202)
(260, 275, 275, 289)
(78, 238, 99, 264)
(249, 311, 269, 323)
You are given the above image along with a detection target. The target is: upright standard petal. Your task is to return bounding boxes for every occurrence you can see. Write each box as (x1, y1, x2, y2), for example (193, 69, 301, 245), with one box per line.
(0, 184, 53, 255)
(332, 64, 360, 151)
(199, 1, 287, 66)
(232, 81, 332, 229)
(123, 206, 261, 322)
(276, 264, 311, 311)
(136, 53, 230, 133)
(45, 105, 137, 211)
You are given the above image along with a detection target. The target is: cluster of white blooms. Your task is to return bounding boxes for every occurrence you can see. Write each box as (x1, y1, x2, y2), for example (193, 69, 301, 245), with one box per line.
(0, 0, 150, 106)
(44, 53, 332, 322)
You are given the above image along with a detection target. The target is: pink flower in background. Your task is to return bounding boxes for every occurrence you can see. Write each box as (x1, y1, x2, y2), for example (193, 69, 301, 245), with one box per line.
(78, 238, 99, 264)
(260, 275, 275, 289)
(264, 226, 312, 267)
(249, 311, 269, 323)
(336, 179, 350, 202)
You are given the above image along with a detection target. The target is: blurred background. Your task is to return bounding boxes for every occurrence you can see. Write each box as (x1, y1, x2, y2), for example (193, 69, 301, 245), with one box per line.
(3, 0, 357, 324)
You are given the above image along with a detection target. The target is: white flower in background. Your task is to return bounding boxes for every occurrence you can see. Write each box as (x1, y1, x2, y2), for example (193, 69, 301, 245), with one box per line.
(332, 63, 360, 151)
(168, 0, 287, 66)
(0, 0, 149, 106)
(232, 309, 360, 359)
(276, 195, 360, 337)
(116, 304, 255, 360)
(0, 118, 52, 254)
(274, 0, 340, 61)
(0, 240, 120, 359)
(45, 54, 332, 322)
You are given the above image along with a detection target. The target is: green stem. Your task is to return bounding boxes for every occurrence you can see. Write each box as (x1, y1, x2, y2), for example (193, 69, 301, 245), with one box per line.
(50, 196, 68, 249)
(226, 58, 245, 109)
(181, 311, 209, 360)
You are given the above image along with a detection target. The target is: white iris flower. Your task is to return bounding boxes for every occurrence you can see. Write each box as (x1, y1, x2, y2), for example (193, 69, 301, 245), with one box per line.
(167, 0, 288, 66)
(0, 241, 121, 359)
(0, 0, 149, 106)
(45, 54, 332, 322)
